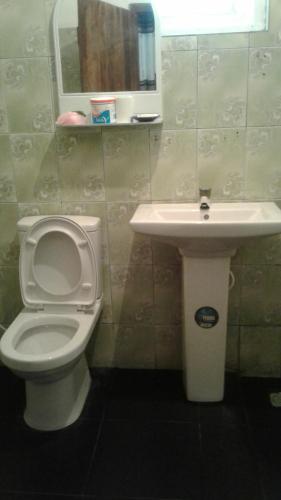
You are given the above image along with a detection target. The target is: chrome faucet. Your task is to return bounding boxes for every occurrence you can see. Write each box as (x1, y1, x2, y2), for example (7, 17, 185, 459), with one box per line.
(199, 188, 211, 210)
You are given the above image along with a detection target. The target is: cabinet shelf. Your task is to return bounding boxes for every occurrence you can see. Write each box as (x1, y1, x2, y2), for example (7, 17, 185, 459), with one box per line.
(56, 117, 163, 129)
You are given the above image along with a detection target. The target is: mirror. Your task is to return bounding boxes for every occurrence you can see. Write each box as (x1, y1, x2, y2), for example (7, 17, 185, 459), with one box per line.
(53, 0, 162, 118)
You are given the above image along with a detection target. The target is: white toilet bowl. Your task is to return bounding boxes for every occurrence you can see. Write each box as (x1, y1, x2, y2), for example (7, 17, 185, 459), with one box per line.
(0, 215, 103, 431)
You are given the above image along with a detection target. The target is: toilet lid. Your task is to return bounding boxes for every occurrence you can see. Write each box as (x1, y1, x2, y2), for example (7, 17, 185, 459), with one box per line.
(20, 216, 97, 309)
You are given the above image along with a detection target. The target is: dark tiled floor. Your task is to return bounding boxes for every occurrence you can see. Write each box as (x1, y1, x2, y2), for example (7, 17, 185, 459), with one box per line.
(0, 368, 280, 500)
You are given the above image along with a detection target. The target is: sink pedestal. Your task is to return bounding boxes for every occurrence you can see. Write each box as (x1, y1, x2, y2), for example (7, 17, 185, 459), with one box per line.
(181, 253, 231, 402)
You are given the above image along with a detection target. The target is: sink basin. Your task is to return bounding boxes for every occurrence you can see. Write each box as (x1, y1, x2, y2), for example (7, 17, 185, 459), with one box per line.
(130, 202, 281, 256)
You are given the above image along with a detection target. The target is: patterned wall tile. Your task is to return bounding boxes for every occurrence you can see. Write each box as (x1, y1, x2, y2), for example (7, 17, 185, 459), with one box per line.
(228, 265, 241, 326)
(0, 62, 8, 133)
(0, 267, 22, 327)
(246, 127, 281, 199)
(3, 58, 53, 133)
(198, 33, 249, 50)
(198, 128, 246, 199)
(241, 235, 281, 265)
(226, 326, 239, 373)
(100, 264, 113, 324)
(241, 266, 281, 326)
(0, 135, 16, 202)
(87, 323, 117, 368)
(150, 129, 197, 201)
(248, 48, 281, 126)
(0, 203, 19, 267)
(107, 202, 152, 267)
(162, 35, 197, 52)
(198, 49, 248, 128)
(18, 203, 61, 218)
(153, 265, 182, 325)
(162, 50, 197, 129)
(44, 0, 57, 57)
(111, 265, 154, 325)
(240, 326, 281, 377)
(152, 241, 181, 267)
(114, 324, 155, 369)
(10, 134, 60, 203)
(103, 128, 150, 202)
(57, 130, 105, 202)
(155, 325, 182, 369)
(0, 0, 48, 58)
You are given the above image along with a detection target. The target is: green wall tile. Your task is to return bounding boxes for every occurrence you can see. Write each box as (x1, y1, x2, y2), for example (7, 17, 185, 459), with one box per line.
(0, 267, 22, 327)
(57, 130, 104, 202)
(162, 50, 197, 129)
(150, 129, 197, 201)
(198, 49, 248, 128)
(198, 128, 246, 199)
(11, 134, 60, 203)
(240, 326, 281, 377)
(248, 49, 281, 127)
(114, 324, 155, 369)
(0, 0, 48, 58)
(0, 203, 19, 266)
(111, 265, 154, 325)
(0, 135, 16, 201)
(3, 58, 53, 133)
(103, 128, 150, 202)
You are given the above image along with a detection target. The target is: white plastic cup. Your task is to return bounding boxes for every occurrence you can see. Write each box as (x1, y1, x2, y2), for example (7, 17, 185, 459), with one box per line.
(115, 96, 134, 123)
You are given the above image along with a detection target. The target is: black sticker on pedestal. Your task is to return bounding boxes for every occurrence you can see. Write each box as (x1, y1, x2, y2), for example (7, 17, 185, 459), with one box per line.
(195, 307, 219, 329)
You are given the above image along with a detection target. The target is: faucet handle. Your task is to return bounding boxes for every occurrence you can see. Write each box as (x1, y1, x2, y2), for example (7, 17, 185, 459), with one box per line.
(199, 188, 211, 198)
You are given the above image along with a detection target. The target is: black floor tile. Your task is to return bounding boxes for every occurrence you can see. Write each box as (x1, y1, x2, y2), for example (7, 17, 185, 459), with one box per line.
(0, 368, 25, 417)
(106, 369, 185, 399)
(80, 371, 108, 420)
(240, 377, 281, 427)
(0, 418, 101, 495)
(251, 423, 281, 500)
(85, 419, 201, 500)
(0, 494, 82, 499)
(104, 369, 200, 423)
(200, 421, 263, 500)
(199, 374, 246, 427)
(0, 368, 280, 500)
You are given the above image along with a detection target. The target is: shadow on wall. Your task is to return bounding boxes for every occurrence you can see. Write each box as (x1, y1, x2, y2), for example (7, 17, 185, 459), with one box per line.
(0, 266, 22, 329)
(111, 230, 183, 370)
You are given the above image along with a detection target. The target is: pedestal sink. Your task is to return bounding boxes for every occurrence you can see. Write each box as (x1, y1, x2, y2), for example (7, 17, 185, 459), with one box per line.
(130, 202, 281, 402)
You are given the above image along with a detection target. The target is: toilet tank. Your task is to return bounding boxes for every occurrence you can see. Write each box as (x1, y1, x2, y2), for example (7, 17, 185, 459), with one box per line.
(17, 215, 103, 300)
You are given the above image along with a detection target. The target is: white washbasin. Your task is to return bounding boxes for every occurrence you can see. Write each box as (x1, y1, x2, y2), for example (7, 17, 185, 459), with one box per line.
(130, 202, 281, 256)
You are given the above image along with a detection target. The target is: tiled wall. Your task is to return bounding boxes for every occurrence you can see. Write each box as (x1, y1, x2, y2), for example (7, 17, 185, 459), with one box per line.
(0, 0, 281, 377)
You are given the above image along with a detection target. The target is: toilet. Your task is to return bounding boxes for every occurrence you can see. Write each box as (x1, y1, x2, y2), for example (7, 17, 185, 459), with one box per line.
(0, 215, 103, 431)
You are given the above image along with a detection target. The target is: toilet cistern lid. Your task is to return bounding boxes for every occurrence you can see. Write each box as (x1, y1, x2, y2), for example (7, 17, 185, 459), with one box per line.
(20, 216, 98, 310)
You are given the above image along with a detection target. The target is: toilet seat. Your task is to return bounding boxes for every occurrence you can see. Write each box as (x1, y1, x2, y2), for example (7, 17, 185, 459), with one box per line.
(0, 301, 102, 372)
(20, 217, 97, 310)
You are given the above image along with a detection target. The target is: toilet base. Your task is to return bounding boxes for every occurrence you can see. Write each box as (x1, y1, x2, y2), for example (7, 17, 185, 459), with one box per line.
(24, 355, 91, 431)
